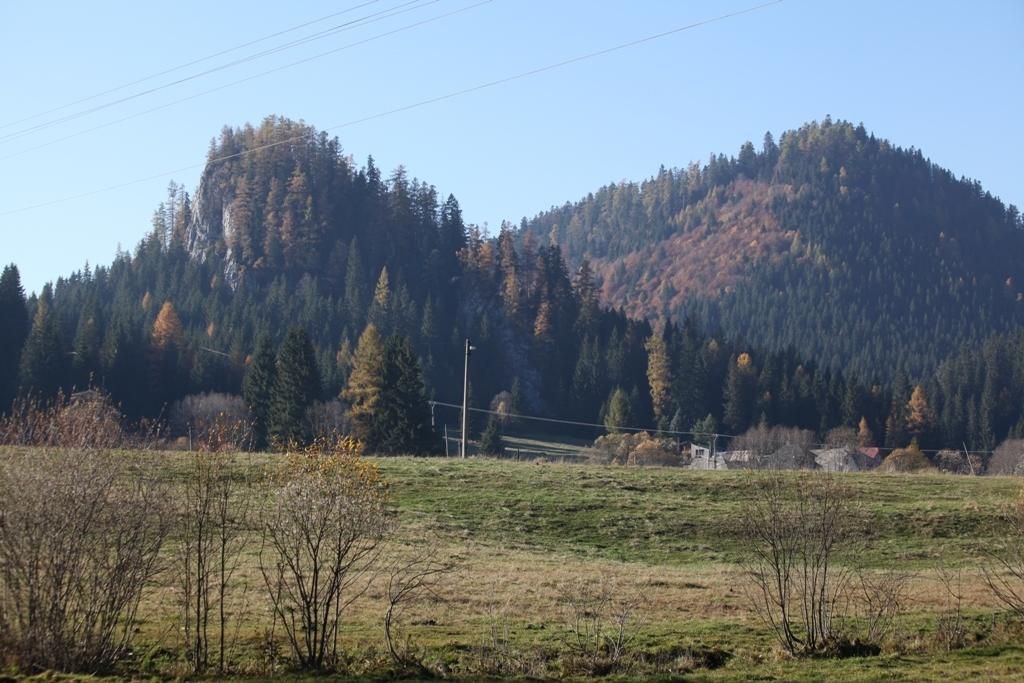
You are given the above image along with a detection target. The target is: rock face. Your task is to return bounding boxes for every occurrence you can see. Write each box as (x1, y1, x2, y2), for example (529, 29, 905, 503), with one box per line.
(183, 161, 240, 288)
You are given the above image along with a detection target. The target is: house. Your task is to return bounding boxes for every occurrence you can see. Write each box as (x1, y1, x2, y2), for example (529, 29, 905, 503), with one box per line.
(812, 447, 862, 472)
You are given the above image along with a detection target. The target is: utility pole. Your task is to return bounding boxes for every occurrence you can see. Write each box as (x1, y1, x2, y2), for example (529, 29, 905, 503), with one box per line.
(461, 338, 475, 459)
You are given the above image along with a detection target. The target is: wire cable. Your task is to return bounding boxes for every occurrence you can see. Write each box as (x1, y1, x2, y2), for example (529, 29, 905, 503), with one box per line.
(429, 400, 995, 456)
(429, 400, 733, 439)
(0, 0, 486, 162)
(0, 0, 386, 132)
(0, 0, 437, 144)
(0, 0, 783, 217)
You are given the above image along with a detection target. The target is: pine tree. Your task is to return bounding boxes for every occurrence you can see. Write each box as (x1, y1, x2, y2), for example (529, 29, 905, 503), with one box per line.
(343, 238, 366, 322)
(243, 335, 277, 450)
(373, 336, 437, 454)
(72, 301, 101, 388)
(343, 323, 386, 443)
(0, 265, 29, 408)
(723, 352, 756, 433)
(368, 266, 391, 332)
(603, 387, 633, 434)
(479, 414, 503, 456)
(690, 413, 718, 449)
(269, 327, 321, 446)
(280, 166, 317, 272)
(19, 286, 64, 397)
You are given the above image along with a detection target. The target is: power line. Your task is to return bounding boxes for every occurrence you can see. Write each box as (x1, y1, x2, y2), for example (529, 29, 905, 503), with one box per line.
(429, 400, 733, 439)
(0, 0, 438, 145)
(0, 0, 783, 217)
(0, 0, 386, 132)
(429, 400, 995, 456)
(0, 0, 489, 162)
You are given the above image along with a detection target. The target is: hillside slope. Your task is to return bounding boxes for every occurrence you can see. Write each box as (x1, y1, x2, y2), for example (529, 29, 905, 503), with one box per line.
(522, 119, 1024, 380)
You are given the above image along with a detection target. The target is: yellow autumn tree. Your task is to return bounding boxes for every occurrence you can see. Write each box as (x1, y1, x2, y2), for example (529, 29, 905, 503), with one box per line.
(858, 416, 874, 447)
(905, 385, 935, 440)
(149, 301, 186, 406)
(342, 323, 385, 441)
(645, 328, 674, 425)
(151, 301, 184, 351)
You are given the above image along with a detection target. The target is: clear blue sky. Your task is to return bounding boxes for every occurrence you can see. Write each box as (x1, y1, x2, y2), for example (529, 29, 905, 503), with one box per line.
(1, 0, 1021, 294)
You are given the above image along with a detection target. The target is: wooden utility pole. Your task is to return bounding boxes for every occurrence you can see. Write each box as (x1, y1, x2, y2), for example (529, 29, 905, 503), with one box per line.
(461, 338, 474, 458)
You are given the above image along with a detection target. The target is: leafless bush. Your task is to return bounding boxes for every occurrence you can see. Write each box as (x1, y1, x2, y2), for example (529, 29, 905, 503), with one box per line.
(824, 426, 859, 449)
(468, 598, 546, 678)
(0, 449, 170, 672)
(307, 399, 351, 442)
(176, 452, 253, 674)
(740, 471, 853, 655)
(587, 431, 682, 466)
(850, 569, 914, 644)
(983, 488, 1024, 621)
(169, 393, 253, 452)
(557, 577, 646, 674)
(0, 389, 134, 449)
(935, 566, 967, 651)
(732, 424, 817, 469)
(383, 542, 456, 670)
(988, 440, 1024, 476)
(258, 453, 391, 669)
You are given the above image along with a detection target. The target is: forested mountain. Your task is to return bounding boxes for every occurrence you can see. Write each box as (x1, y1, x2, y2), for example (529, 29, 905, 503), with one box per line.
(522, 118, 1024, 381)
(2, 116, 1022, 452)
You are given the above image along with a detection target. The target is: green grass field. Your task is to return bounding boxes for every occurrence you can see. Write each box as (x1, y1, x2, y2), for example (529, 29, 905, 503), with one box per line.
(5, 450, 1024, 680)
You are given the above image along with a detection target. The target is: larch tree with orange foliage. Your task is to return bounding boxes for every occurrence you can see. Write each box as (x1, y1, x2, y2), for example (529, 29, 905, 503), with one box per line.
(149, 301, 188, 410)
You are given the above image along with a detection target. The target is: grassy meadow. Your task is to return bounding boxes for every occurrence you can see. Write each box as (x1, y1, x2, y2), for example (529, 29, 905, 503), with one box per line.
(5, 449, 1024, 680)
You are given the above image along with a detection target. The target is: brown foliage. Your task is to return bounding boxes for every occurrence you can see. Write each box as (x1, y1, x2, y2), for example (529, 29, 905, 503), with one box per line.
(587, 431, 683, 467)
(0, 389, 151, 449)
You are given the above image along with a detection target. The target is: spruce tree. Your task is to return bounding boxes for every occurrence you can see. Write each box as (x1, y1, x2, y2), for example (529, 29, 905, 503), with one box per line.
(723, 353, 757, 433)
(19, 286, 64, 398)
(373, 335, 436, 455)
(603, 387, 633, 434)
(72, 301, 101, 388)
(243, 334, 277, 450)
(0, 265, 29, 408)
(479, 414, 503, 456)
(269, 327, 321, 446)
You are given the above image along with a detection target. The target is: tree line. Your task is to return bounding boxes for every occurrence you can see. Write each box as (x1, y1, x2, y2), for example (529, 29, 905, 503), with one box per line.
(1, 117, 1022, 452)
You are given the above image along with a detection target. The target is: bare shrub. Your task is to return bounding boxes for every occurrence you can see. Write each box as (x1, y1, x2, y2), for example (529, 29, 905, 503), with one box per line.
(988, 440, 1024, 476)
(176, 452, 253, 674)
(0, 389, 134, 449)
(468, 598, 546, 678)
(169, 393, 253, 452)
(731, 424, 817, 469)
(740, 471, 853, 655)
(982, 488, 1024, 621)
(935, 566, 966, 651)
(383, 542, 456, 670)
(0, 449, 170, 672)
(824, 426, 859, 449)
(259, 453, 390, 669)
(850, 569, 914, 644)
(307, 399, 351, 442)
(557, 577, 646, 675)
(587, 431, 682, 466)
(933, 449, 982, 475)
